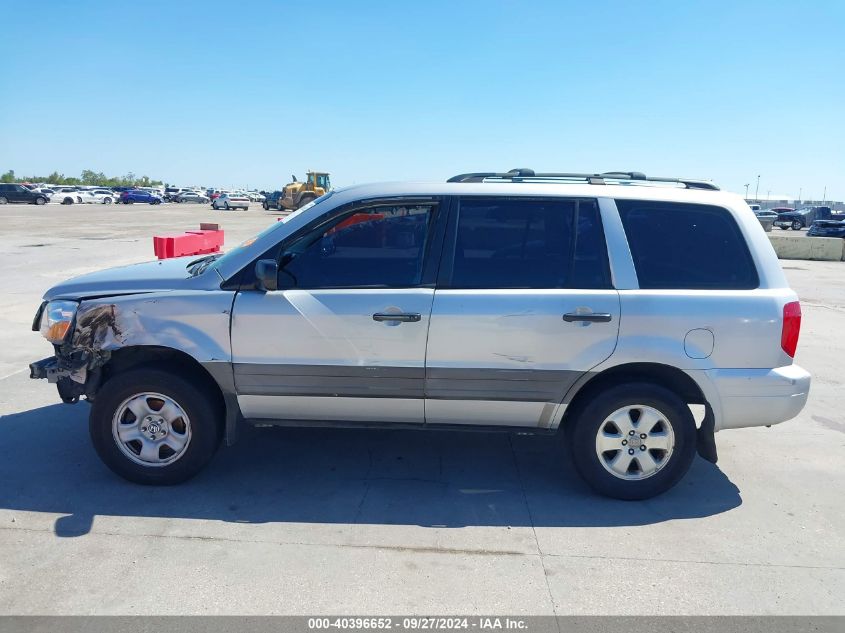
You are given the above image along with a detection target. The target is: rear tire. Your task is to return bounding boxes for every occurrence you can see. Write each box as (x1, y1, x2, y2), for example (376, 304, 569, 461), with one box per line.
(89, 368, 223, 485)
(791, 220, 802, 230)
(0, 196, 8, 204)
(63, 197, 73, 205)
(568, 382, 697, 500)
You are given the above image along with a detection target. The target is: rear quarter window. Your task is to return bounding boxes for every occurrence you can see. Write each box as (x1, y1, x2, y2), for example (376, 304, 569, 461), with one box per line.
(616, 200, 759, 290)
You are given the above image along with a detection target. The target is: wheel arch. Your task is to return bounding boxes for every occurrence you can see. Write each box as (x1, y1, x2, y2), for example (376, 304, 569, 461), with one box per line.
(560, 362, 708, 432)
(98, 345, 239, 444)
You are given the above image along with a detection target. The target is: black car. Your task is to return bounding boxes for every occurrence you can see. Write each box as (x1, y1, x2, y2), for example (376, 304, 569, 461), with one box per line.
(262, 190, 285, 210)
(774, 206, 838, 230)
(0, 183, 50, 205)
(808, 219, 845, 238)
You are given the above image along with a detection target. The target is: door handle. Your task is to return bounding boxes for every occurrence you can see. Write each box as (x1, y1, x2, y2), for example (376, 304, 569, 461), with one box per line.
(373, 312, 421, 323)
(563, 312, 613, 323)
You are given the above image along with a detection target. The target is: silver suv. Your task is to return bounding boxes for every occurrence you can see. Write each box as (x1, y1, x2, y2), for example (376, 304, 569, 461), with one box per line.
(29, 169, 810, 499)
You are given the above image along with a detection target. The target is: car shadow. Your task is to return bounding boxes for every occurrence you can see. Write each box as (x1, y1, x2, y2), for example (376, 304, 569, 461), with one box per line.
(0, 403, 741, 537)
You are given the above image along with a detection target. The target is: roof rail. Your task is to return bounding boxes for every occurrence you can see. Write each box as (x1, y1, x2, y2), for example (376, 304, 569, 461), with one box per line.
(447, 169, 720, 191)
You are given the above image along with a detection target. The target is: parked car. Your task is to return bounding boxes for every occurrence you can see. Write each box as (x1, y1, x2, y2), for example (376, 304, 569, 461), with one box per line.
(752, 208, 777, 232)
(246, 191, 265, 202)
(52, 187, 87, 205)
(165, 187, 202, 202)
(87, 189, 118, 204)
(174, 191, 210, 204)
(29, 168, 810, 499)
(120, 189, 162, 205)
(774, 206, 837, 230)
(0, 183, 50, 205)
(262, 190, 285, 210)
(212, 193, 249, 210)
(807, 219, 845, 238)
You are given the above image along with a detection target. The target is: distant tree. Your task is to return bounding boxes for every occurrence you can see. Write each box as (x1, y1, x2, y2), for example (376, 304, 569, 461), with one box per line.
(2, 169, 166, 187)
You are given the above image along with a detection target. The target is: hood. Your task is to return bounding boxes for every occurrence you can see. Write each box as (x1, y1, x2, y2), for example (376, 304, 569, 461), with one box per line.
(43, 256, 211, 300)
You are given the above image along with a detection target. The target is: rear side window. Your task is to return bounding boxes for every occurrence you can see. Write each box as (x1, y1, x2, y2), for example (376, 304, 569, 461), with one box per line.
(616, 200, 758, 289)
(444, 198, 611, 289)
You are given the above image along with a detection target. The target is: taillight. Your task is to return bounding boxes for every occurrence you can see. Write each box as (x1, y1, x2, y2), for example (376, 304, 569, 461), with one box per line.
(781, 301, 801, 358)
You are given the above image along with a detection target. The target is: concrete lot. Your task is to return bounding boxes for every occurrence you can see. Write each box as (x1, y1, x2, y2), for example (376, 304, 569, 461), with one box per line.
(0, 202, 842, 615)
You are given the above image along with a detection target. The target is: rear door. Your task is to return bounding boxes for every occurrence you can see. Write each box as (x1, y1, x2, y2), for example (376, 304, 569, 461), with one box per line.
(231, 198, 444, 424)
(425, 196, 620, 428)
(11, 185, 28, 203)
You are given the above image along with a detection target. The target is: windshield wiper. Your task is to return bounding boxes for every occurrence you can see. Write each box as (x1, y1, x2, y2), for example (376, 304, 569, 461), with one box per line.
(187, 254, 222, 276)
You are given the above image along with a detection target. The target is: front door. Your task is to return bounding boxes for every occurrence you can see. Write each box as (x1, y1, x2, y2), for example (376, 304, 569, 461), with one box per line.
(425, 196, 620, 428)
(231, 200, 440, 424)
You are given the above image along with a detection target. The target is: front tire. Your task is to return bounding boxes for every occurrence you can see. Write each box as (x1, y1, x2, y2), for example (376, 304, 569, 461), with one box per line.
(568, 382, 697, 500)
(791, 220, 802, 230)
(0, 196, 8, 204)
(35, 196, 47, 205)
(89, 368, 223, 485)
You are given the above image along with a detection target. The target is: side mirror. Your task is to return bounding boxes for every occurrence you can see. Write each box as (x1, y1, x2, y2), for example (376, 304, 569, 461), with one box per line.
(255, 259, 278, 292)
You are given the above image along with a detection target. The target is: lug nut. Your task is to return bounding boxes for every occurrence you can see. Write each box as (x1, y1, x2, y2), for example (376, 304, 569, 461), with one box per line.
(141, 426, 147, 431)
(640, 445, 647, 451)
(628, 449, 635, 455)
(621, 440, 628, 446)
(629, 430, 635, 436)
(640, 433, 647, 439)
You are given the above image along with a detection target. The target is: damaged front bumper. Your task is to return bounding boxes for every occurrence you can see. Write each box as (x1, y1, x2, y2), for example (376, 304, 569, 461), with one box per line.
(29, 355, 102, 404)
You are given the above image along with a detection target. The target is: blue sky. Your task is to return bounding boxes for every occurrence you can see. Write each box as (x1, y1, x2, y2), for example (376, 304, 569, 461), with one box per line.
(2, 0, 843, 199)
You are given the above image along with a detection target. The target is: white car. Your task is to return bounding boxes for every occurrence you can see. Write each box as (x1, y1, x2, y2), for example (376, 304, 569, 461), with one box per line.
(51, 188, 88, 205)
(212, 193, 250, 210)
(87, 189, 119, 204)
(246, 191, 265, 202)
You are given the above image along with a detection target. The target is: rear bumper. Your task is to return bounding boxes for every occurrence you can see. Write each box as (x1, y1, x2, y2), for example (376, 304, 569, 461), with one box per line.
(695, 365, 811, 431)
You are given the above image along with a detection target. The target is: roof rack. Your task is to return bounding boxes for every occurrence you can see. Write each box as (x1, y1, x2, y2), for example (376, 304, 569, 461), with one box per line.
(447, 168, 720, 191)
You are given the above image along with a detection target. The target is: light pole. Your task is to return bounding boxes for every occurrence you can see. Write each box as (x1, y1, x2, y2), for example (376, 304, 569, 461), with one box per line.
(798, 187, 802, 206)
(755, 175, 760, 201)
(744, 183, 750, 199)
(823, 186, 827, 203)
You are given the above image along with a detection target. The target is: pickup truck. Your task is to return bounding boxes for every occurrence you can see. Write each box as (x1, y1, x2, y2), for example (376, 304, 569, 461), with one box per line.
(774, 206, 843, 230)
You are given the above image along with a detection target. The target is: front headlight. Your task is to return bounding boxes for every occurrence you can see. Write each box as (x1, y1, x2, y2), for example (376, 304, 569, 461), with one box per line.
(39, 300, 78, 344)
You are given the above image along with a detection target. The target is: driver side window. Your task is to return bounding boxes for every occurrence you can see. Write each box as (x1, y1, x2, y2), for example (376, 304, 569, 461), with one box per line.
(280, 204, 434, 288)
